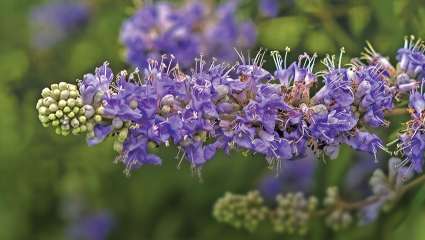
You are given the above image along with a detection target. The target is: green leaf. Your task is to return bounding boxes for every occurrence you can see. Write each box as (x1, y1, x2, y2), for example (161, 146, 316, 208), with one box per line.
(258, 16, 308, 50)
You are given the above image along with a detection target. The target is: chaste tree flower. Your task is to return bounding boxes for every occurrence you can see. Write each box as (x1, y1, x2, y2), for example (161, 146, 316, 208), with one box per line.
(120, 0, 256, 69)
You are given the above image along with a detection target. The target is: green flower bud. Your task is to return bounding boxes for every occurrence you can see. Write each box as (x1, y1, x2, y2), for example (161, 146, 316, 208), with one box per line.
(48, 113, 56, 121)
(36, 99, 43, 110)
(113, 141, 123, 153)
(71, 118, 80, 128)
(50, 83, 59, 90)
(94, 115, 102, 123)
(59, 82, 68, 90)
(55, 127, 62, 135)
(118, 128, 128, 142)
(80, 125, 87, 133)
(39, 115, 49, 123)
(43, 97, 55, 106)
(60, 90, 70, 100)
(76, 98, 83, 107)
(67, 112, 75, 118)
(48, 104, 58, 113)
(72, 127, 81, 135)
(68, 84, 77, 91)
(148, 141, 158, 151)
(69, 90, 78, 98)
(73, 107, 80, 114)
(38, 106, 48, 115)
(52, 89, 61, 99)
(51, 120, 60, 127)
(78, 116, 87, 124)
(67, 98, 76, 107)
(86, 122, 94, 131)
(58, 99, 67, 108)
(63, 106, 71, 113)
(61, 124, 70, 130)
(61, 130, 70, 136)
(42, 122, 50, 128)
(87, 131, 95, 138)
(96, 106, 105, 115)
(41, 88, 52, 98)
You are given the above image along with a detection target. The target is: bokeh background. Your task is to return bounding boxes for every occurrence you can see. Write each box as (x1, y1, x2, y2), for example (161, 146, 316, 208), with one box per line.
(1, 0, 425, 239)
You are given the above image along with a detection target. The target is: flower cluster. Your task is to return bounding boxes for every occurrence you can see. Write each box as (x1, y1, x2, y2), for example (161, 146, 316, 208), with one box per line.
(30, 1, 89, 49)
(213, 155, 418, 234)
(213, 191, 268, 232)
(37, 38, 419, 175)
(120, 0, 256, 69)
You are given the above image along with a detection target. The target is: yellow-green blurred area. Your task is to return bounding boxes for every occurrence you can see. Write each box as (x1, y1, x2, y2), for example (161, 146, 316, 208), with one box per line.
(1, 0, 425, 239)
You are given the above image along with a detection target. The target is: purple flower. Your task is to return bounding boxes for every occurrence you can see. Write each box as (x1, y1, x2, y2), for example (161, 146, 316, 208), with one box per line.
(396, 36, 425, 80)
(120, 1, 256, 69)
(30, 1, 89, 49)
(79, 62, 114, 106)
(344, 130, 385, 160)
(259, 0, 279, 17)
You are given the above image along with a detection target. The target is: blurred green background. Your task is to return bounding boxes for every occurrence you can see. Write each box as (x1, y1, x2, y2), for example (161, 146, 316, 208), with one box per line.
(1, 0, 425, 239)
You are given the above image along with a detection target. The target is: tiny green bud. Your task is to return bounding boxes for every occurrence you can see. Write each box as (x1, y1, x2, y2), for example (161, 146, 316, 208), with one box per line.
(41, 88, 52, 98)
(62, 130, 70, 136)
(43, 97, 55, 106)
(118, 128, 128, 142)
(87, 131, 95, 138)
(67, 98, 76, 107)
(96, 106, 105, 115)
(58, 99, 67, 108)
(75, 98, 83, 107)
(78, 116, 87, 124)
(67, 112, 75, 118)
(42, 122, 50, 128)
(86, 122, 94, 131)
(69, 90, 78, 98)
(148, 141, 158, 151)
(68, 84, 77, 91)
(59, 82, 68, 90)
(80, 125, 87, 133)
(50, 83, 59, 90)
(51, 120, 60, 127)
(72, 127, 81, 135)
(73, 107, 80, 114)
(94, 115, 102, 123)
(48, 113, 56, 121)
(48, 104, 58, 113)
(39, 115, 49, 123)
(113, 141, 123, 153)
(38, 106, 48, 115)
(63, 106, 71, 113)
(55, 127, 62, 135)
(36, 99, 43, 110)
(52, 89, 61, 99)
(61, 124, 70, 130)
(60, 90, 70, 100)
(71, 118, 80, 128)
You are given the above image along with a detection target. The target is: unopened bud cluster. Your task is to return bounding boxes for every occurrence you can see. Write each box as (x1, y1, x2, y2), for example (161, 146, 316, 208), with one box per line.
(271, 192, 318, 235)
(323, 187, 353, 231)
(213, 191, 268, 232)
(36, 82, 93, 136)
